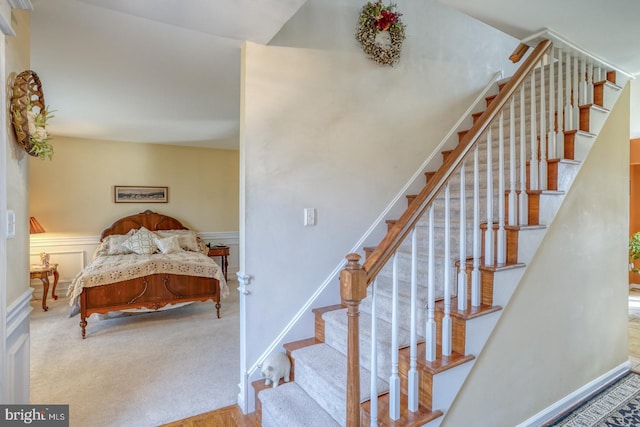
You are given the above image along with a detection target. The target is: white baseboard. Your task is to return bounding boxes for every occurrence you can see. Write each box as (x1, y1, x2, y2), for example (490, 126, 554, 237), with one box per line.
(516, 361, 631, 427)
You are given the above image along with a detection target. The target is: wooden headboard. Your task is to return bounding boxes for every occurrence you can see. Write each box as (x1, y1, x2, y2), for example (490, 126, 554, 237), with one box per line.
(100, 210, 188, 240)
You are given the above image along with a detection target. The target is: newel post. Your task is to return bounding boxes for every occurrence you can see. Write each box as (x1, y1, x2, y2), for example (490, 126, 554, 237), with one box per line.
(340, 253, 368, 427)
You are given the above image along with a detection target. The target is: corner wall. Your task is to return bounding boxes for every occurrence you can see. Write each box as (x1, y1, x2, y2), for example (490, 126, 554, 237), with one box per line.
(442, 84, 631, 426)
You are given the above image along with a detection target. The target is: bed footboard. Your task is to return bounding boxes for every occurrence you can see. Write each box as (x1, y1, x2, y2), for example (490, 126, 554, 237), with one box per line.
(79, 273, 220, 338)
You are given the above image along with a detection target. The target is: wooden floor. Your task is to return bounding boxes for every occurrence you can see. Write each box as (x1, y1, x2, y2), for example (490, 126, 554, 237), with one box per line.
(160, 404, 259, 427)
(163, 288, 640, 427)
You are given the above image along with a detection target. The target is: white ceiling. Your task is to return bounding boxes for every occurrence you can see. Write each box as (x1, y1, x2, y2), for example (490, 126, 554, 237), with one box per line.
(29, 0, 640, 149)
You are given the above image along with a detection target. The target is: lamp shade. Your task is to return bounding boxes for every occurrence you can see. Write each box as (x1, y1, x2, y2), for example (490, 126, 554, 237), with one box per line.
(29, 217, 45, 234)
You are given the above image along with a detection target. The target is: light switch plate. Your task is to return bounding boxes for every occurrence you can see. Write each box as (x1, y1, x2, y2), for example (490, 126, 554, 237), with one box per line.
(7, 210, 15, 238)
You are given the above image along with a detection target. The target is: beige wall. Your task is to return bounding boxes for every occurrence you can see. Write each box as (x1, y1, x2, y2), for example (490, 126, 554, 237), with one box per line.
(442, 85, 631, 426)
(5, 9, 31, 306)
(29, 136, 239, 236)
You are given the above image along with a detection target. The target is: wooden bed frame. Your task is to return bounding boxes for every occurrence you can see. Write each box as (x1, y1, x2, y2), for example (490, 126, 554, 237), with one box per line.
(79, 210, 221, 338)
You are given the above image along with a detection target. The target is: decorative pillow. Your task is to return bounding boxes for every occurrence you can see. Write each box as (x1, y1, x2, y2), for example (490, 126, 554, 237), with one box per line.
(155, 229, 200, 252)
(123, 227, 158, 255)
(105, 232, 136, 255)
(196, 237, 208, 255)
(155, 235, 182, 254)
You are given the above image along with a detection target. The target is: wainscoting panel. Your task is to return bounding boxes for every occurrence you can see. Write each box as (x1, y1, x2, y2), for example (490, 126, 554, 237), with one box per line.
(6, 289, 32, 404)
(29, 250, 86, 282)
(30, 236, 99, 295)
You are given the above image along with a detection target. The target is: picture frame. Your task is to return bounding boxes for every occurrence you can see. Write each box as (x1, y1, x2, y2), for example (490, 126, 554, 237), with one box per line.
(114, 186, 168, 203)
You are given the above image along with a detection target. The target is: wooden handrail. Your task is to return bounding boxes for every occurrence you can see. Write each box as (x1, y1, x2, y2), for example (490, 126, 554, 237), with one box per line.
(509, 42, 530, 63)
(361, 38, 552, 283)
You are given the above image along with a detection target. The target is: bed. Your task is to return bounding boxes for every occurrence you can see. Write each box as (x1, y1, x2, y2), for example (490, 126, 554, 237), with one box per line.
(67, 210, 228, 338)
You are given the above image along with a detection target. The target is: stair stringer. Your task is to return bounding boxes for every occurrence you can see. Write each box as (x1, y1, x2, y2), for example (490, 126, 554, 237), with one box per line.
(421, 82, 627, 427)
(425, 83, 626, 427)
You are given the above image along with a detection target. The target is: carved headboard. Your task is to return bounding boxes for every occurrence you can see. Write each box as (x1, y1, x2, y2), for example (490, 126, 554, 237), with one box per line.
(100, 210, 188, 240)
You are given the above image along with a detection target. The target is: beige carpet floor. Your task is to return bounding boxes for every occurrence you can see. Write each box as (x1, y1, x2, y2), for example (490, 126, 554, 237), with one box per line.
(29, 281, 240, 427)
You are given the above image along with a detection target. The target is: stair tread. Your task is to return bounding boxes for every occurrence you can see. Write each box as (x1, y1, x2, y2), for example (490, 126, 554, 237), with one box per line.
(400, 343, 475, 375)
(435, 298, 502, 320)
(259, 382, 341, 427)
(283, 337, 321, 355)
(291, 343, 390, 422)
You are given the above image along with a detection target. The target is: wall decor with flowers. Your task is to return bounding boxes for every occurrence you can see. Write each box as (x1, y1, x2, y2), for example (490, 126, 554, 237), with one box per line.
(356, 1, 406, 66)
(10, 70, 54, 160)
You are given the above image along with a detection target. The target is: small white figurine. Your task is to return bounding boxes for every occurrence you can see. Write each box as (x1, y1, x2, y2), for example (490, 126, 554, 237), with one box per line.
(40, 252, 50, 266)
(258, 352, 291, 388)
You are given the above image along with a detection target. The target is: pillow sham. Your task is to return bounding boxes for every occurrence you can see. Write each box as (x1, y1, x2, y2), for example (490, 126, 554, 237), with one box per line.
(155, 235, 182, 254)
(123, 226, 158, 255)
(155, 229, 200, 252)
(97, 229, 136, 256)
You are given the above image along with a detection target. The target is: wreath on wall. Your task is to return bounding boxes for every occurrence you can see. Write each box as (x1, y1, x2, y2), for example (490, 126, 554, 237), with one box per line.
(9, 70, 55, 160)
(356, 1, 406, 66)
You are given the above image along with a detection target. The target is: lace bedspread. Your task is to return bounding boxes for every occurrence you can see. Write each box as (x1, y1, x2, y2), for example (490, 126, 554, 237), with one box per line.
(67, 251, 229, 309)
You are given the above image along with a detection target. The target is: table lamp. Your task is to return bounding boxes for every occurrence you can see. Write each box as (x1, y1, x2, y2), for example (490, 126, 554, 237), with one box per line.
(29, 217, 49, 265)
(29, 217, 45, 234)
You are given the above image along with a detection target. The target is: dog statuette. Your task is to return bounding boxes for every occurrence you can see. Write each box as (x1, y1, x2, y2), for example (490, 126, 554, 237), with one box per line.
(258, 352, 291, 388)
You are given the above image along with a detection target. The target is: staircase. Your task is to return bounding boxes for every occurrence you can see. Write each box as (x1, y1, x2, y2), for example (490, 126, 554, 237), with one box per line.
(251, 37, 627, 426)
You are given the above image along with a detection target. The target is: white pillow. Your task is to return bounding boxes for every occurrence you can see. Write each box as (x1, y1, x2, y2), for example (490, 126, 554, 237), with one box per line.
(104, 231, 135, 255)
(155, 235, 182, 254)
(155, 229, 199, 252)
(123, 227, 158, 255)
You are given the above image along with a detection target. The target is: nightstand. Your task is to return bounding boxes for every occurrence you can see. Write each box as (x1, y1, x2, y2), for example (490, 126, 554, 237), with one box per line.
(208, 246, 229, 282)
(30, 263, 59, 311)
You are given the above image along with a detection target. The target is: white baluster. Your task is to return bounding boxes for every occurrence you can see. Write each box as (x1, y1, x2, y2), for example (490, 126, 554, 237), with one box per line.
(508, 97, 517, 226)
(519, 85, 528, 225)
(548, 48, 556, 160)
(540, 55, 548, 190)
(458, 164, 467, 312)
(443, 183, 452, 357)
(408, 229, 418, 412)
(426, 206, 436, 361)
(587, 60, 594, 106)
(497, 110, 506, 265)
(556, 48, 564, 158)
(572, 54, 580, 129)
(484, 128, 494, 267)
(530, 70, 539, 192)
(564, 51, 573, 132)
(370, 278, 378, 427)
(471, 145, 481, 307)
(389, 253, 400, 420)
(580, 56, 587, 107)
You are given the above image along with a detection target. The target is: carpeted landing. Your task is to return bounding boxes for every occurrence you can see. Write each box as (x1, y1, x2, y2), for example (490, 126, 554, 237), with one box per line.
(549, 371, 640, 427)
(29, 284, 240, 427)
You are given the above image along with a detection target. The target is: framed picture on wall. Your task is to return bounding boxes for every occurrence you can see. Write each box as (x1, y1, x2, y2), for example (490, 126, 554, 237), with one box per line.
(114, 186, 168, 203)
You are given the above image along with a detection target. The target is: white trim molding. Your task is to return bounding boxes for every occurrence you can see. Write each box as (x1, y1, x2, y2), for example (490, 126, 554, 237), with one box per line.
(30, 235, 100, 247)
(516, 361, 631, 426)
(0, 27, 7, 403)
(0, 0, 31, 36)
(237, 272, 253, 413)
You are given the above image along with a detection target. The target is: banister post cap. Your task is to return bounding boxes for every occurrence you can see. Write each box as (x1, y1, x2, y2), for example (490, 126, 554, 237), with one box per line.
(340, 253, 367, 301)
